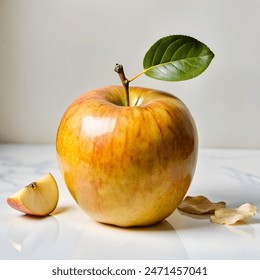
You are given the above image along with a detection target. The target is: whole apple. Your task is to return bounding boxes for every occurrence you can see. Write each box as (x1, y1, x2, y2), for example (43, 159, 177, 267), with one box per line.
(56, 85, 198, 227)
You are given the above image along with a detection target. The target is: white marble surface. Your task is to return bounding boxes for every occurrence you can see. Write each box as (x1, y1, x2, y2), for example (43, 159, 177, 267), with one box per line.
(0, 144, 260, 260)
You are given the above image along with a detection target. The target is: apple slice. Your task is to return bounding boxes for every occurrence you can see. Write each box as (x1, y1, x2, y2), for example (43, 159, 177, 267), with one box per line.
(7, 173, 59, 216)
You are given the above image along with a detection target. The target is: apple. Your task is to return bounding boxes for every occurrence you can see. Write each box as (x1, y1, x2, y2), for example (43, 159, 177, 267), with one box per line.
(7, 173, 59, 216)
(56, 85, 198, 227)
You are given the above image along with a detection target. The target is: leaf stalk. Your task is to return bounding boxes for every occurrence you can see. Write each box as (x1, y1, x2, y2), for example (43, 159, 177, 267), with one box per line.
(129, 70, 146, 82)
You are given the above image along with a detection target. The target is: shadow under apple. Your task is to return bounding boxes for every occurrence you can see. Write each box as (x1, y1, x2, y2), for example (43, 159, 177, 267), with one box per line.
(70, 218, 188, 259)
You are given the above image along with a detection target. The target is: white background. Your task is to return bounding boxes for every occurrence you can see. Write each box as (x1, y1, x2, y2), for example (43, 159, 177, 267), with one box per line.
(1, 0, 260, 148)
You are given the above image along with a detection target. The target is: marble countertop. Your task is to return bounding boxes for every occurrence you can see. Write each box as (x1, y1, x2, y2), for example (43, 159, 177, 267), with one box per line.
(0, 144, 260, 260)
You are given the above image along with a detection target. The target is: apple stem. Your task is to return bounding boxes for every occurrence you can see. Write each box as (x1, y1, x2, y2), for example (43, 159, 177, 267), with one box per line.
(28, 182, 37, 189)
(114, 64, 130, 106)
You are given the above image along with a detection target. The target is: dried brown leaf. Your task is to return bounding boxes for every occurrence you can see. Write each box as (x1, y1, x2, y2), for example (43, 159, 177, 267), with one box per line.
(210, 203, 257, 225)
(178, 195, 226, 214)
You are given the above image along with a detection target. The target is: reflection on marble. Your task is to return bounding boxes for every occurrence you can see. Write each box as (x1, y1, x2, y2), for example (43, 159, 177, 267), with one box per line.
(0, 144, 260, 259)
(69, 219, 188, 260)
(8, 215, 59, 254)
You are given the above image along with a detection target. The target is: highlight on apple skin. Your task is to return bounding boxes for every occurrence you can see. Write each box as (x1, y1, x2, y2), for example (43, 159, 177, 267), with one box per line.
(7, 173, 59, 216)
(56, 86, 198, 227)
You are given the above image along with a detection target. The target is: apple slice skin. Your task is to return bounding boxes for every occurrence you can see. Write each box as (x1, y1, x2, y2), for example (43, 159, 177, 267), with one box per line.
(7, 173, 59, 217)
(7, 191, 36, 216)
(56, 86, 198, 227)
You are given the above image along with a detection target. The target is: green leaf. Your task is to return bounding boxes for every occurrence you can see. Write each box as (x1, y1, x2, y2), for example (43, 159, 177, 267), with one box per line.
(143, 35, 214, 82)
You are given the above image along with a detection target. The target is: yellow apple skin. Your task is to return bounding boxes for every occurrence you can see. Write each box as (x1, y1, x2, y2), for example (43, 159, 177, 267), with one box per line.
(56, 86, 198, 227)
